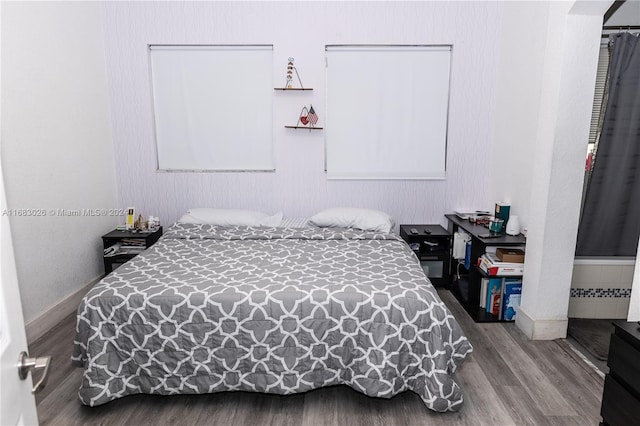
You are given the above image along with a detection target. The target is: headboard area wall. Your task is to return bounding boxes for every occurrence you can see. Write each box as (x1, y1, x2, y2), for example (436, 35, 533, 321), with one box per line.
(103, 1, 501, 227)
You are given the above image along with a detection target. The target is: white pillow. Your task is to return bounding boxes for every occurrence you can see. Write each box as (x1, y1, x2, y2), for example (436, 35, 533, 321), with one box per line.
(178, 208, 283, 227)
(309, 207, 394, 233)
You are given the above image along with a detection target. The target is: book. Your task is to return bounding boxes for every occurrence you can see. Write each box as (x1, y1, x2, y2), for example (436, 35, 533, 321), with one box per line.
(502, 279, 522, 321)
(480, 278, 489, 308)
(464, 241, 472, 270)
(486, 278, 502, 316)
(455, 210, 492, 220)
(478, 254, 524, 276)
(121, 239, 145, 245)
(454, 211, 474, 220)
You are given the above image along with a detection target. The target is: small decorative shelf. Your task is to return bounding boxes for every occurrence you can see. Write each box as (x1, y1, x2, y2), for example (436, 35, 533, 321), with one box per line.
(286, 104, 321, 130)
(284, 125, 323, 130)
(274, 87, 313, 91)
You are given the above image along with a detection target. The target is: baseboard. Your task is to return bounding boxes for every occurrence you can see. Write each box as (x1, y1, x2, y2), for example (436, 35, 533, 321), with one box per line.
(515, 306, 568, 340)
(25, 275, 101, 344)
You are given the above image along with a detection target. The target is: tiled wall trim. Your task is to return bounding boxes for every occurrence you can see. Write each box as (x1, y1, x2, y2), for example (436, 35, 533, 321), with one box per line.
(570, 288, 632, 298)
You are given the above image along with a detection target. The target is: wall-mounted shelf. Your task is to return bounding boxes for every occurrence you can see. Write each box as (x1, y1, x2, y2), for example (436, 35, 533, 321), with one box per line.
(274, 88, 313, 91)
(284, 126, 323, 130)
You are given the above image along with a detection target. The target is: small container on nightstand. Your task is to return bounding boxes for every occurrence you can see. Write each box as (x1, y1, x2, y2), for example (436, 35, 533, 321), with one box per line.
(399, 224, 451, 287)
(102, 227, 163, 274)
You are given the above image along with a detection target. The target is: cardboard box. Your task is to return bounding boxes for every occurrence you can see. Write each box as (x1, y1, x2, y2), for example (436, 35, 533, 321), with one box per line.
(496, 248, 525, 263)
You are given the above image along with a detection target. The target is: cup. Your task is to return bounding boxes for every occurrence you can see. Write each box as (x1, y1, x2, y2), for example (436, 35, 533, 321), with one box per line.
(489, 218, 504, 233)
(148, 216, 159, 231)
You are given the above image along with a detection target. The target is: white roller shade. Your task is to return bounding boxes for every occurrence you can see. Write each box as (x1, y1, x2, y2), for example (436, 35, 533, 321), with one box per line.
(589, 42, 609, 147)
(149, 45, 273, 172)
(325, 45, 451, 180)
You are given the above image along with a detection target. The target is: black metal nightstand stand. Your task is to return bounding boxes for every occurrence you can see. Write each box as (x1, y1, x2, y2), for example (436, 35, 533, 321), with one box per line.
(399, 224, 451, 287)
(102, 227, 163, 274)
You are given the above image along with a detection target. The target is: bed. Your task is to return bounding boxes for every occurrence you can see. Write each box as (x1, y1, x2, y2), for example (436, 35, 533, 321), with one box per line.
(72, 212, 472, 412)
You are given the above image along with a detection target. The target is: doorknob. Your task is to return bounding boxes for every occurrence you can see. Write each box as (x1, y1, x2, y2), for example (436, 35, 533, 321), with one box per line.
(17, 351, 52, 394)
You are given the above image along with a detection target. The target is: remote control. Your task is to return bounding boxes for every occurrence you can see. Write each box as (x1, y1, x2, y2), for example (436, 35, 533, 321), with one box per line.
(410, 228, 419, 234)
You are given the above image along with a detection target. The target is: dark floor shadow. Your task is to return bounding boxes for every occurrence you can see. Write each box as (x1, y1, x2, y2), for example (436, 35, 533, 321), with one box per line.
(567, 318, 614, 361)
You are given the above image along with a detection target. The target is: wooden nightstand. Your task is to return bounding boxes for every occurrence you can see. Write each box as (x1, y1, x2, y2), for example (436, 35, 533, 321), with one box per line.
(399, 224, 451, 287)
(102, 227, 163, 274)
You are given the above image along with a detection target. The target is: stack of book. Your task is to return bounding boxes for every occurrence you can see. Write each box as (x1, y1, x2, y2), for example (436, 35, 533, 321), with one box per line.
(477, 252, 524, 276)
(120, 239, 145, 254)
(103, 239, 145, 256)
(480, 277, 522, 320)
(478, 250, 524, 320)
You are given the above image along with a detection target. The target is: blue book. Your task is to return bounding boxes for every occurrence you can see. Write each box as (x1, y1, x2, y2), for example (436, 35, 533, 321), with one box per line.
(502, 279, 522, 320)
(464, 241, 472, 270)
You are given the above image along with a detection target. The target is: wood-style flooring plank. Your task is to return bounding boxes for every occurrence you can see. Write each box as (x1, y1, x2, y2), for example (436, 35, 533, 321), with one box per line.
(504, 325, 604, 400)
(544, 415, 593, 426)
(478, 323, 578, 417)
(500, 324, 604, 424)
(208, 391, 305, 426)
(450, 359, 514, 426)
(28, 312, 77, 405)
(439, 291, 521, 388)
(37, 370, 140, 426)
(493, 385, 551, 426)
(32, 289, 605, 426)
(301, 385, 483, 426)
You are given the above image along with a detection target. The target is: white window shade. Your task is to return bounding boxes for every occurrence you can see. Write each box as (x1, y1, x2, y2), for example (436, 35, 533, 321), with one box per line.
(589, 42, 609, 147)
(149, 45, 273, 172)
(325, 45, 451, 180)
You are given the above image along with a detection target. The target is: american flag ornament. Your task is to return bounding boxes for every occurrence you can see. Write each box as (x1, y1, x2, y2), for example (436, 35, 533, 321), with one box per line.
(287, 104, 323, 130)
(307, 105, 318, 127)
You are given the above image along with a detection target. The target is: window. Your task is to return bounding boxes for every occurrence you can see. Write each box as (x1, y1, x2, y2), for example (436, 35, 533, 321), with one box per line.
(581, 42, 609, 205)
(325, 45, 451, 180)
(149, 45, 273, 172)
(586, 42, 610, 169)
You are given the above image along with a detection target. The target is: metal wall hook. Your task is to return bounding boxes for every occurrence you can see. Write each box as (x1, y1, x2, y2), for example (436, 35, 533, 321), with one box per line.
(18, 351, 52, 394)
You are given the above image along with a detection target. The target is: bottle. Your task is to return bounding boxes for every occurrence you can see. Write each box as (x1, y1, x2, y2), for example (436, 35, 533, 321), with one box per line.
(125, 208, 135, 230)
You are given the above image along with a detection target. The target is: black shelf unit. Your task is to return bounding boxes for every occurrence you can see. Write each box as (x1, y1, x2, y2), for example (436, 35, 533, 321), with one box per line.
(445, 214, 526, 322)
(399, 224, 451, 288)
(601, 320, 640, 425)
(102, 227, 163, 274)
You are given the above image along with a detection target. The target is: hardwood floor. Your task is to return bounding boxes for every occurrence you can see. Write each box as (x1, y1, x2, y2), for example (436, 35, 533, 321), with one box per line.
(30, 290, 605, 425)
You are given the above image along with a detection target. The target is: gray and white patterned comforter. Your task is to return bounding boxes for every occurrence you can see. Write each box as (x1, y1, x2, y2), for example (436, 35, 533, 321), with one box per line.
(72, 224, 472, 411)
